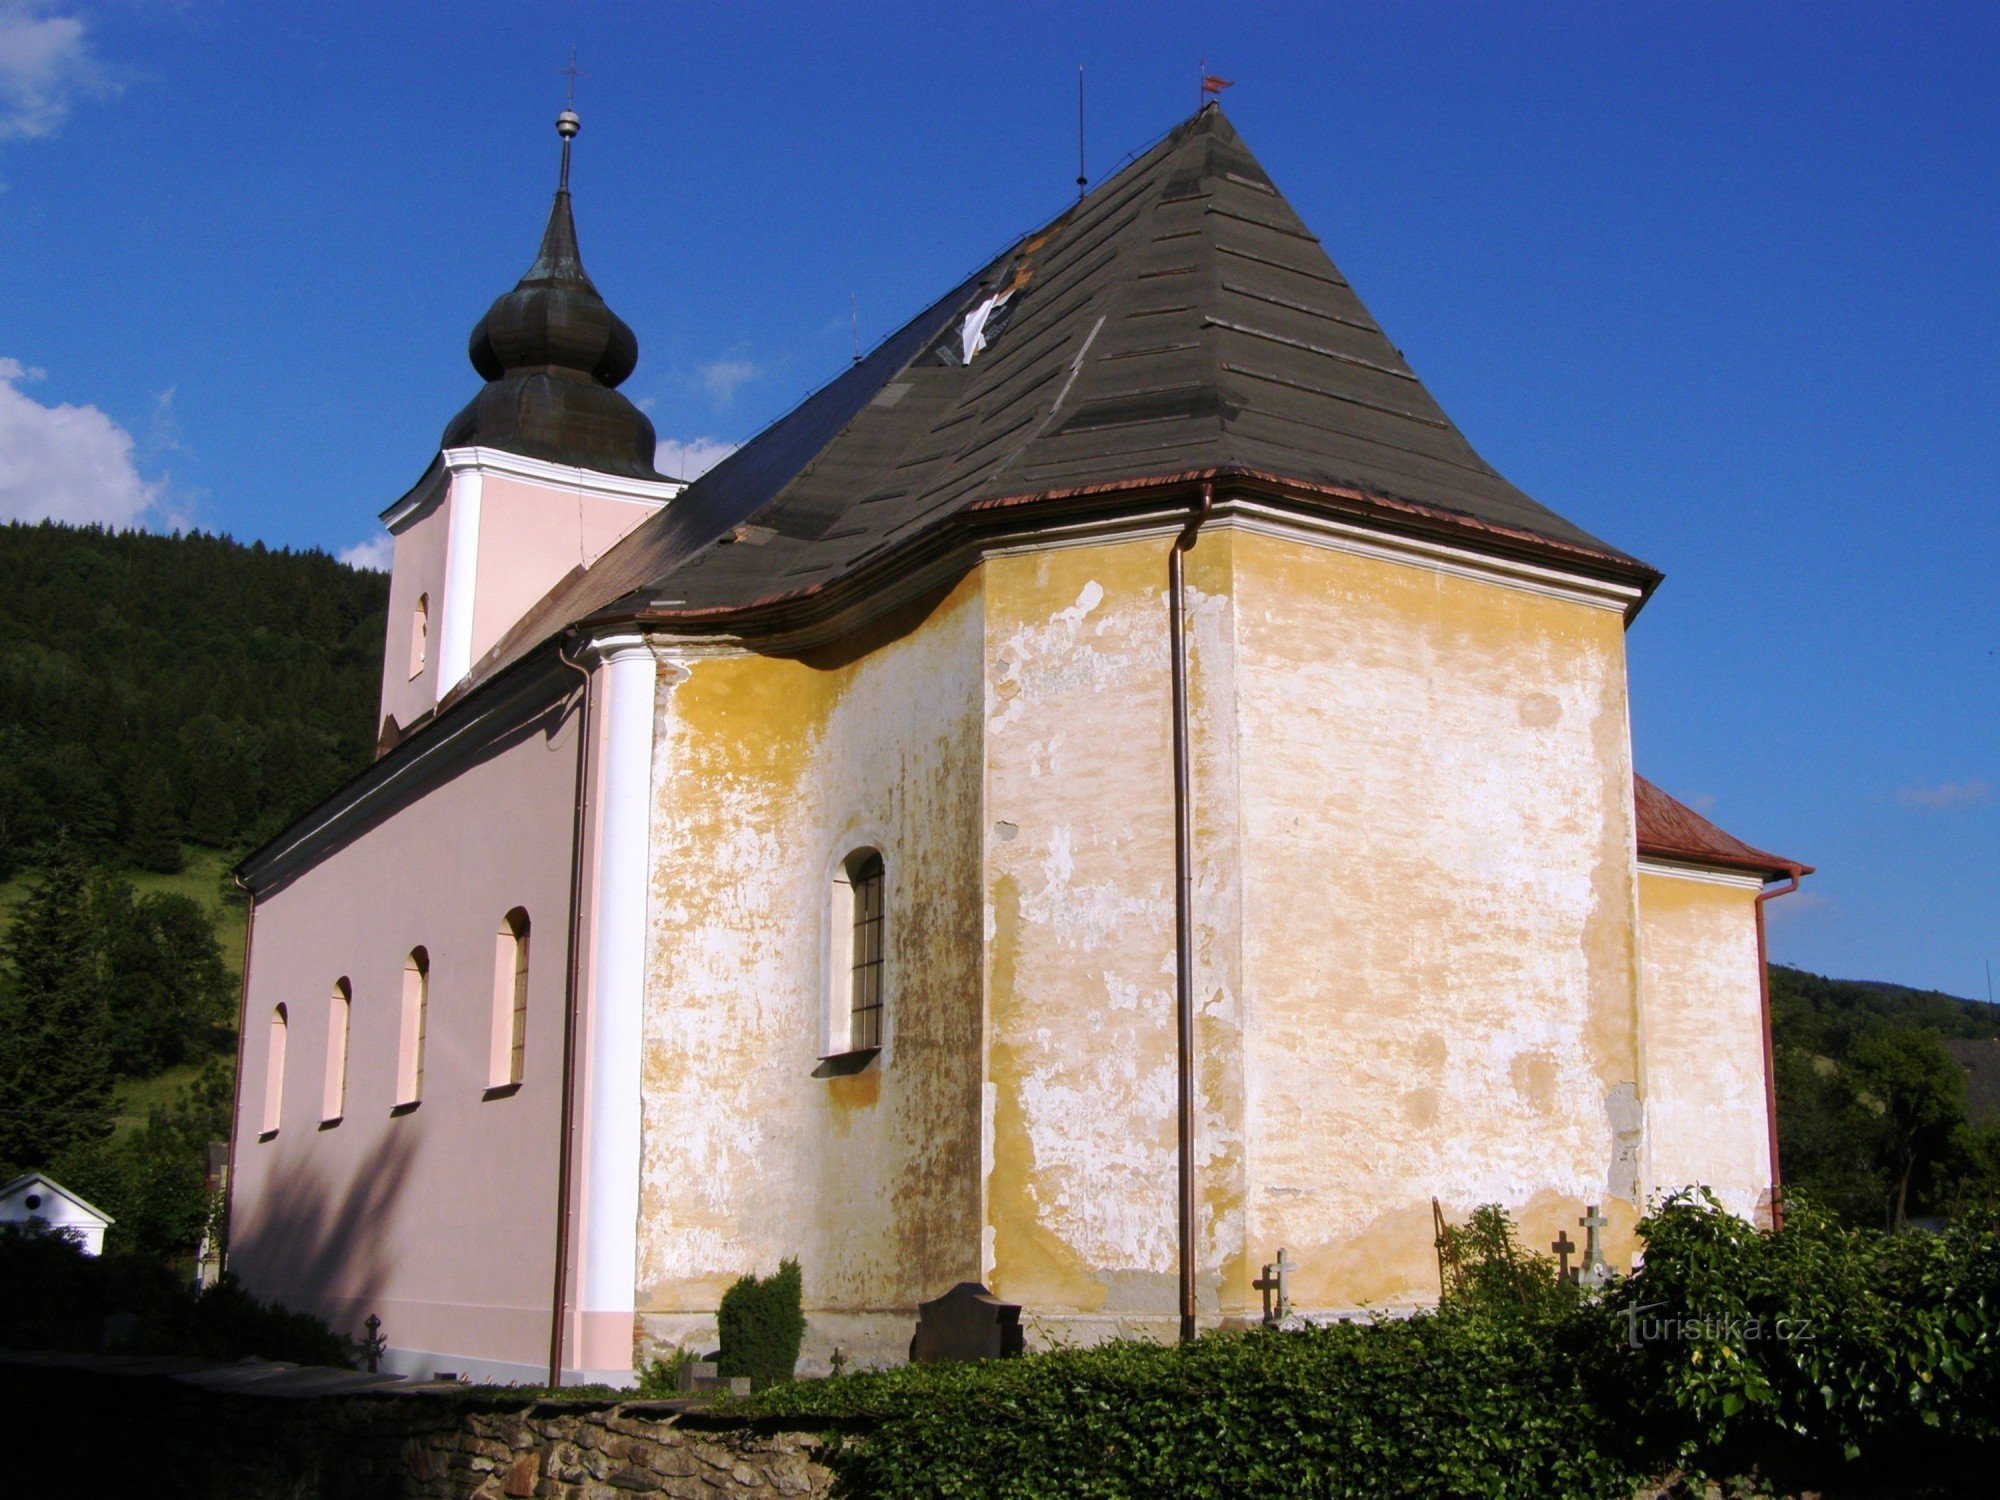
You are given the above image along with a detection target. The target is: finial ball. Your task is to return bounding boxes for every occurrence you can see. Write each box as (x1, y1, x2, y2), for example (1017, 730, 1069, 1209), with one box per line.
(556, 109, 580, 140)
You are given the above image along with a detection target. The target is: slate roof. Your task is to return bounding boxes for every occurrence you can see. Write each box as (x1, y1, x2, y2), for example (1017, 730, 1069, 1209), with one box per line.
(1633, 775, 1808, 881)
(465, 105, 1653, 689)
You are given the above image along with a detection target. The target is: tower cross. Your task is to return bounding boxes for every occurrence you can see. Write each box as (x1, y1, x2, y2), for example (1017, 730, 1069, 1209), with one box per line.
(554, 50, 583, 192)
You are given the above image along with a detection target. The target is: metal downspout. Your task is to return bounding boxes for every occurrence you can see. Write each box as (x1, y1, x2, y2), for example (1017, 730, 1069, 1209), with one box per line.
(1170, 481, 1213, 1343)
(223, 876, 256, 1277)
(549, 637, 595, 1386)
(1754, 869, 1801, 1232)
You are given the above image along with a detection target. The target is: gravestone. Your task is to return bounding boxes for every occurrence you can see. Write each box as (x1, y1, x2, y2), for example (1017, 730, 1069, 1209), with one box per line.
(1578, 1204, 1611, 1289)
(909, 1282, 1025, 1363)
(1252, 1247, 1295, 1326)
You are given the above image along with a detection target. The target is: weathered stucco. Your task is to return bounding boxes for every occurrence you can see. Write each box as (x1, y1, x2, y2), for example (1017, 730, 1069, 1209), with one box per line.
(1233, 527, 1647, 1311)
(636, 577, 987, 1369)
(975, 522, 1654, 1336)
(1638, 866, 1774, 1224)
(981, 534, 1246, 1341)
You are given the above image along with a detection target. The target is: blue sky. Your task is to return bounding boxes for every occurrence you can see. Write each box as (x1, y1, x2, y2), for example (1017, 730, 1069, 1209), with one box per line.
(1, 2, 1993, 996)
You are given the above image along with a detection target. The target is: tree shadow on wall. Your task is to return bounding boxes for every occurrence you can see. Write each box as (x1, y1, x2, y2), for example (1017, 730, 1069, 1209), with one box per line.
(229, 1127, 419, 1345)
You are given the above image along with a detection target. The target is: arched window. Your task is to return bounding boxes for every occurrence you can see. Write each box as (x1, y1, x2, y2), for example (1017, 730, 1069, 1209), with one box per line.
(829, 850, 886, 1055)
(397, 947, 428, 1108)
(489, 909, 530, 1090)
(322, 978, 351, 1123)
(408, 593, 429, 679)
(262, 1005, 288, 1136)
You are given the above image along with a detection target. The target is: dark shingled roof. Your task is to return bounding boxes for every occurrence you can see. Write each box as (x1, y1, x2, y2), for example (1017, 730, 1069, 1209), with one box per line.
(466, 105, 1653, 690)
(1634, 775, 1808, 881)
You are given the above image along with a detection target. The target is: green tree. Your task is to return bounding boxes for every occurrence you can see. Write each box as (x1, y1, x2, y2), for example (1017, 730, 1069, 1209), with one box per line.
(53, 1059, 232, 1262)
(92, 879, 234, 1076)
(125, 768, 184, 873)
(0, 852, 114, 1168)
(1846, 1025, 1966, 1229)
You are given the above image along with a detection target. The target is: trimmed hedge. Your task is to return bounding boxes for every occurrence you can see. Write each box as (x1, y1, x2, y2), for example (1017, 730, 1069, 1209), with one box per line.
(717, 1256, 806, 1388)
(739, 1195, 2000, 1498)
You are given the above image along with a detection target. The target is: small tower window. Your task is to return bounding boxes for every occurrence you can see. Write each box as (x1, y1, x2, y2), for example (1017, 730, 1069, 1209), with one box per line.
(409, 593, 429, 680)
(397, 947, 429, 1108)
(262, 1005, 288, 1137)
(322, 978, 351, 1123)
(489, 909, 530, 1090)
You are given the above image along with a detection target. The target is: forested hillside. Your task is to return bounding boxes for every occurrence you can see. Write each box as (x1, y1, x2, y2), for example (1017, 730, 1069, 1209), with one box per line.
(0, 522, 386, 1263)
(0, 521, 387, 878)
(1771, 963, 2000, 1229)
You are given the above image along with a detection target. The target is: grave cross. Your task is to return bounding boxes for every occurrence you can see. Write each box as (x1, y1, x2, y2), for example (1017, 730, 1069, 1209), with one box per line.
(1549, 1229, 1577, 1285)
(1578, 1204, 1610, 1289)
(1252, 1247, 1294, 1325)
(361, 1313, 387, 1374)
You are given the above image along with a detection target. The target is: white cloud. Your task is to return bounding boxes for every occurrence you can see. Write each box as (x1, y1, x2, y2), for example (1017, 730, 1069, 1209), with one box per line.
(1898, 780, 1991, 811)
(0, 356, 160, 526)
(699, 358, 760, 407)
(0, 2, 112, 142)
(339, 533, 394, 572)
(655, 437, 739, 481)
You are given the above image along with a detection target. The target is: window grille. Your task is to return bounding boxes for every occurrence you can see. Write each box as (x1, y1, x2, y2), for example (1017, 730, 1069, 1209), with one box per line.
(848, 853, 885, 1050)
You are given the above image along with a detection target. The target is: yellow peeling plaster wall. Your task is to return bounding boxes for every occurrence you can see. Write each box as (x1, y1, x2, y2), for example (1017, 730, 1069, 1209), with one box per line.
(1637, 868, 1773, 1225)
(1233, 528, 1647, 1310)
(981, 535, 1249, 1341)
(634, 515, 1668, 1360)
(635, 576, 988, 1369)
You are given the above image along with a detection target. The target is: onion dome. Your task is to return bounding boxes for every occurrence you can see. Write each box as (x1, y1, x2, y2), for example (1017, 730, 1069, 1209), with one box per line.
(441, 110, 660, 479)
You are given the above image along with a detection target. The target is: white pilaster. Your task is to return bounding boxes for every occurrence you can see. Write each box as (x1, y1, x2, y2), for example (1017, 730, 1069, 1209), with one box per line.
(573, 631, 655, 1379)
(436, 467, 483, 694)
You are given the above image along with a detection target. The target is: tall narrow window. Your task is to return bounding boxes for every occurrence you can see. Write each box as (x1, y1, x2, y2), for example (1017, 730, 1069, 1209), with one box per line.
(489, 909, 530, 1090)
(397, 947, 428, 1108)
(847, 852, 886, 1050)
(322, 978, 351, 1123)
(408, 593, 429, 679)
(262, 1005, 288, 1136)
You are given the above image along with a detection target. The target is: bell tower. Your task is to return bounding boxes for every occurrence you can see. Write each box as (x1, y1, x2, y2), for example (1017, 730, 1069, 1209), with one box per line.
(376, 109, 679, 746)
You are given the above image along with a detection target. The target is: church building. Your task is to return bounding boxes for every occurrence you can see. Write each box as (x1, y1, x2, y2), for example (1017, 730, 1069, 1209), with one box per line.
(228, 104, 1806, 1384)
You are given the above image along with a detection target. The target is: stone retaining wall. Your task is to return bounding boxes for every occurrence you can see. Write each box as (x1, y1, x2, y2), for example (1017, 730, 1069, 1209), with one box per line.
(0, 1356, 854, 1498)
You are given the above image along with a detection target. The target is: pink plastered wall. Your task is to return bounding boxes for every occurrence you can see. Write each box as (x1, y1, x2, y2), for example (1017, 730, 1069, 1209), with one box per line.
(379, 489, 452, 737)
(231, 680, 584, 1375)
(468, 476, 657, 668)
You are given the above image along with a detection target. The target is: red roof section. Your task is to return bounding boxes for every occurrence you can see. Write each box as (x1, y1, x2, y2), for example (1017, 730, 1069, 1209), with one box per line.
(1634, 775, 1809, 881)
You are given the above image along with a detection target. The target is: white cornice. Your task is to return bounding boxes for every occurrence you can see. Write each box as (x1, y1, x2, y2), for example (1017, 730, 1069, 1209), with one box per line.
(379, 449, 682, 532)
(441, 447, 683, 505)
(1637, 857, 1770, 891)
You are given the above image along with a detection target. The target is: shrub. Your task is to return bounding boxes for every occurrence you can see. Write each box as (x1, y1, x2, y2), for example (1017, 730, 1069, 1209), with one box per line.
(738, 1200, 2000, 1495)
(716, 1257, 805, 1388)
(1606, 1189, 2000, 1467)
(0, 1224, 352, 1368)
(744, 1308, 1633, 1499)
(637, 1345, 699, 1397)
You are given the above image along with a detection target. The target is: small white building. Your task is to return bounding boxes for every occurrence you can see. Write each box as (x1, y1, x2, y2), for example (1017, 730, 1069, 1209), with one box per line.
(0, 1172, 114, 1257)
